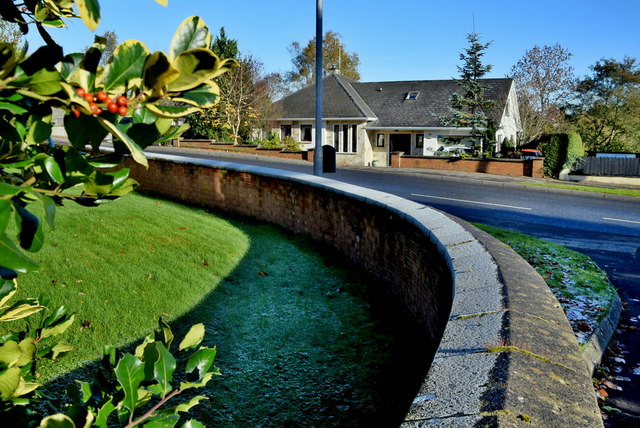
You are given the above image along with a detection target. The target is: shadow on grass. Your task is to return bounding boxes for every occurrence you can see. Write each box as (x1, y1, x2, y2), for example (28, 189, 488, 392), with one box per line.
(41, 216, 436, 427)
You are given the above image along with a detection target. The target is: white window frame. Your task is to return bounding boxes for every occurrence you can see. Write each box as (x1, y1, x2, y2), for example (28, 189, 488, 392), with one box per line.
(333, 124, 358, 153)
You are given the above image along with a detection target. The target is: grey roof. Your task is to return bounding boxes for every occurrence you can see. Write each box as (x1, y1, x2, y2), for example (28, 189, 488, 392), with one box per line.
(276, 74, 514, 128)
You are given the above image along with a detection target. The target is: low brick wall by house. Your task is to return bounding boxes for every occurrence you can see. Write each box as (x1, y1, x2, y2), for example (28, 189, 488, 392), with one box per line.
(123, 153, 602, 427)
(391, 153, 544, 178)
(176, 140, 310, 161)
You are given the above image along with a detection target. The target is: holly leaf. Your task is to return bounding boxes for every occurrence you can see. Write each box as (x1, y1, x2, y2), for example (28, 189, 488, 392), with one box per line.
(170, 16, 211, 60)
(114, 354, 145, 415)
(76, 0, 101, 31)
(0, 234, 39, 273)
(178, 323, 204, 351)
(153, 342, 176, 398)
(101, 41, 149, 92)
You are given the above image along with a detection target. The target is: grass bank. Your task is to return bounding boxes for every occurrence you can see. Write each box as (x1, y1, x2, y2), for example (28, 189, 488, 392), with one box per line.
(8, 193, 429, 426)
(474, 224, 617, 345)
(520, 182, 640, 197)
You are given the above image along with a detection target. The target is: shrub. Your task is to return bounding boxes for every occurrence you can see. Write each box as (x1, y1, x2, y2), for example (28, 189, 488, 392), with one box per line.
(540, 133, 585, 177)
(282, 135, 302, 151)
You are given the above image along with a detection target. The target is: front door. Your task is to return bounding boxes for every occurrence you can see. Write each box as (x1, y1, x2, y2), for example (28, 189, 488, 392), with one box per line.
(390, 134, 411, 164)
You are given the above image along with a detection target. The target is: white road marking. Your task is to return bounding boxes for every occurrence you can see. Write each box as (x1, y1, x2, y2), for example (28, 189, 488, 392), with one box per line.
(411, 193, 533, 211)
(603, 217, 640, 225)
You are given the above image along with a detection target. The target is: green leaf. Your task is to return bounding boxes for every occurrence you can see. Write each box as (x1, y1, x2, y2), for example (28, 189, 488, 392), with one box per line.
(0, 280, 16, 308)
(83, 171, 114, 196)
(0, 366, 21, 399)
(179, 372, 214, 391)
(0, 102, 27, 114)
(38, 194, 56, 230)
(50, 342, 75, 360)
(153, 342, 176, 397)
(173, 81, 220, 108)
(143, 51, 179, 96)
(40, 314, 75, 339)
(43, 305, 67, 328)
(0, 43, 17, 79)
(158, 317, 174, 347)
(114, 354, 145, 415)
(74, 380, 93, 404)
(164, 396, 208, 415)
(181, 420, 206, 428)
(0, 200, 10, 235)
(25, 69, 62, 96)
(0, 234, 39, 273)
(185, 347, 217, 381)
(0, 341, 21, 365)
(155, 124, 189, 146)
(76, 0, 101, 31)
(170, 16, 211, 60)
(133, 107, 157, 125)
(145, 103, 199, 119)
(26, 119, 53, 145)
(43, 156, 65, 184)
(13, 379, 40, 397)
(178, 323, 205, 351)
(101, 41, 150, 92)
(94, 398, 115, 428)
(64, 114, 109, 151)
(59, 53, 84, 80)
(155, 118, 173, 134)
(167, 49, 221, 92)
(142, 415, 180, 428)
(97, 117, 148, 168)
(37, 413, 76, 428)
(17, 338, 37, 367)
(15, 206, 44, 253)
(0, 300, 46, 321)
(155, 0, 168, 6)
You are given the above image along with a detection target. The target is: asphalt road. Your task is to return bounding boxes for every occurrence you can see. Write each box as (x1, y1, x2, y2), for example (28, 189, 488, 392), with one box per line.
(147, 147, 640, 424)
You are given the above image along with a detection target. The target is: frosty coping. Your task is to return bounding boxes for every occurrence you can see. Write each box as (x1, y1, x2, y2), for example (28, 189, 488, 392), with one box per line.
(138, 152, 604, 427)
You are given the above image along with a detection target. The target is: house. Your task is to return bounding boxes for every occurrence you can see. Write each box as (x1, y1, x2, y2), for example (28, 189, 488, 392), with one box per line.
(271, 73, 521, 166)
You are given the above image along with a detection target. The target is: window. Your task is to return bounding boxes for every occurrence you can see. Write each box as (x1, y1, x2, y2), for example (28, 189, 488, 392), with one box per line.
(376, 133, 385, 147)
(301, 125, 312, 142)
(280, 125, 292, 139)
(416, 134, 424, 149)
(333, 124, 358, 153)
(406, 91, 420, 100)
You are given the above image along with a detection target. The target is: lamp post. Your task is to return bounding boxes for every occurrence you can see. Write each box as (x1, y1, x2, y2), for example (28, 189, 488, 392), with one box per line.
(313, 0, 323, 176)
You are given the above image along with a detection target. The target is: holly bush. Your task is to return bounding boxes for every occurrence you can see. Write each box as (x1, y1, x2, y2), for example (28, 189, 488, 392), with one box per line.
(0, 1, 235, 426)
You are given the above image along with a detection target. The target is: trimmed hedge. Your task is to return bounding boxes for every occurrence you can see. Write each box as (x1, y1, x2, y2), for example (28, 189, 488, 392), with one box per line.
(540, 133, 585, 178)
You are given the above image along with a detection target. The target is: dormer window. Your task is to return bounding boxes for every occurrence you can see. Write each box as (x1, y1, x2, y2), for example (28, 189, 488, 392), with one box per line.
(406, 91, 420, 100)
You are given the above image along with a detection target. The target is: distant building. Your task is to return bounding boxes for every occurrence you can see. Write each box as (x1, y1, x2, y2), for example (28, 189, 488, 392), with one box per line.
(271, 73, 521, 166)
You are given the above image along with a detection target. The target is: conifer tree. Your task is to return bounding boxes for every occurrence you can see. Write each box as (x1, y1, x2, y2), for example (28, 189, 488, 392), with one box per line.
(439, 33, 496, 151)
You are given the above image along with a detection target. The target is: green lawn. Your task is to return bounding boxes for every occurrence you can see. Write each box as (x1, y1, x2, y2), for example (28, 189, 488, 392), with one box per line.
(474, 223, 617, 345)
(9, 193, 427, 427)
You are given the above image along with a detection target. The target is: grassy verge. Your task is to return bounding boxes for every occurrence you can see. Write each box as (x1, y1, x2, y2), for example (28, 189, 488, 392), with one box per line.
(8, 193, 428, 427)
(474, 223, 617, 345)
(519, 182, 640, 197)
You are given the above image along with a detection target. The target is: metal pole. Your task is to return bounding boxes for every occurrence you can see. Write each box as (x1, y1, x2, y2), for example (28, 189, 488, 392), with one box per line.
(313, 0, 323, 176)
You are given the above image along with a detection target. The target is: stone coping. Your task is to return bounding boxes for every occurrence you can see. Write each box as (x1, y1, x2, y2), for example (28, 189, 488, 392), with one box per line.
(138, 152, 603, 427)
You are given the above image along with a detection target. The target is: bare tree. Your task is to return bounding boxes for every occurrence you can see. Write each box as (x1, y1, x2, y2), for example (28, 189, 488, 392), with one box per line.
(510, 44, 574, 143)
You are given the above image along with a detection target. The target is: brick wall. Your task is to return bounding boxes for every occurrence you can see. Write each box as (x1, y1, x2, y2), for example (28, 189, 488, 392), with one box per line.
(124, 157, 453, 344)
(393, 155, 544, 177)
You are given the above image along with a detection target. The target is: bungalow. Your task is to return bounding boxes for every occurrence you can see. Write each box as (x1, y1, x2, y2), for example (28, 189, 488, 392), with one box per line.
(271, 73, 521, 166)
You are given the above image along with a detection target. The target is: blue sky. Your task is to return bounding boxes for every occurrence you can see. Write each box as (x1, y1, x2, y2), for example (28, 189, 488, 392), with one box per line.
(27, 0, 640, 82)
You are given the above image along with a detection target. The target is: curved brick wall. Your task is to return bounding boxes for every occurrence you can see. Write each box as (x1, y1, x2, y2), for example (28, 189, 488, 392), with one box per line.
(124, 153, 602, 427)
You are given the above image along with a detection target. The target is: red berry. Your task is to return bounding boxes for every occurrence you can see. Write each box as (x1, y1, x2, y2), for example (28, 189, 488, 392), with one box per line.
(107, 102, 118, 113)
(118, 105, 128, 116)
(90, 103, 102, 115)
(116, 96, 127, 106)
(71, 109, 81, 118)
(21, 7, 27, 12)
(84, 93, 95, 103)
(96, 91, 108, 101)
(76, 88, 86, 96)
(104, 97, 113, 105)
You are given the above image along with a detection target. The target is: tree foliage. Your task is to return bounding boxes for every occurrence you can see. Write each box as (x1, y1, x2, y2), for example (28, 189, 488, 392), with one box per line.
(0, 1, 235, 426)
(566, 57, 640, 152)
(437, 33, 495, 143)
(510, 44, 574, 143)
(186, 28, 280, 142)
(285, 30, 360, 89)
